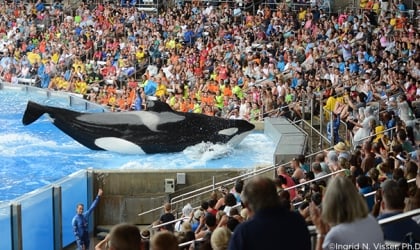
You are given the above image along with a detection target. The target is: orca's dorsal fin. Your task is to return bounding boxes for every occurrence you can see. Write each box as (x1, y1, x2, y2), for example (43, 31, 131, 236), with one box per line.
(146, 100, 174, 112)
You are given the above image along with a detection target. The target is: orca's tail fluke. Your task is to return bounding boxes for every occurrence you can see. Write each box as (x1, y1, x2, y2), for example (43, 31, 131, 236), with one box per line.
(22, 101, 47, 125)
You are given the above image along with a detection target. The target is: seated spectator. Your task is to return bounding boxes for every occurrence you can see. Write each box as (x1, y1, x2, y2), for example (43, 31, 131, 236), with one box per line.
(231, 179, 244, 204)
(228, 176, 311, 250)
(378, 179, 420, 243)
(174, 203, 193, 232)
(356, 175, 375, 211)
(312, 162, 328, 179)
(190, 208, 205, 232)
(94, 223, 141, 250)
(151, 231, 179, 250)
(276, 165, 297, 200)
(311, 176, 384, 250)
(222, 193, 237, 216)
(195, 212, 217, 240)
(211, 227, 232, 250)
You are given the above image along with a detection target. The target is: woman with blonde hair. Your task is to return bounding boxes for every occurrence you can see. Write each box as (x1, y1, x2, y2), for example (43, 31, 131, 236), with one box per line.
(310, 176, 384, 250)
(210, 227, 232, 250)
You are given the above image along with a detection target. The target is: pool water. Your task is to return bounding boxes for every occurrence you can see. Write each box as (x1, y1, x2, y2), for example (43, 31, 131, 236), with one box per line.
(0, 86, 275, 202)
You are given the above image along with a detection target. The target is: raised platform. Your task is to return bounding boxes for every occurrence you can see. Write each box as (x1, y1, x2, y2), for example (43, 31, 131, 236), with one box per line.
(264, 117, 307, 166)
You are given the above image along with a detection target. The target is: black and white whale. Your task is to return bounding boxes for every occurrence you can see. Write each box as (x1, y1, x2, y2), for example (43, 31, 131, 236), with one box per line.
(22, 100, 255, 154)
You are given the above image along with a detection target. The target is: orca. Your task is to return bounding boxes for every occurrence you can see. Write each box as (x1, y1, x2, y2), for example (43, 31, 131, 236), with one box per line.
(22, 100, 255, 154)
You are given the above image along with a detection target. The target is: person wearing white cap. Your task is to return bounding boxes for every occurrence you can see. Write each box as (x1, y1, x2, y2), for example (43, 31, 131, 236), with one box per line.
(174, 203, 193, 232)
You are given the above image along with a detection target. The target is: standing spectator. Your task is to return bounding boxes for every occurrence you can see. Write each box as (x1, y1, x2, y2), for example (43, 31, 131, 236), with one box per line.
(228, 176, 311, 250)
(72, 188, 103, 250)
(158, 202, 175, 232)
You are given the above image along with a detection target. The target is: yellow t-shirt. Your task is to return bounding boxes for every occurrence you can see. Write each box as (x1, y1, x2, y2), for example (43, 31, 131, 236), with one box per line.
(390, 18, 397, 27)
(298, 10, 307, 21)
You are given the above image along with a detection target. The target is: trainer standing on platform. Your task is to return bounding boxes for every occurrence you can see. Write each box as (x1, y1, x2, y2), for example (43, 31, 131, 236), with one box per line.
(72, 188, 103, 250)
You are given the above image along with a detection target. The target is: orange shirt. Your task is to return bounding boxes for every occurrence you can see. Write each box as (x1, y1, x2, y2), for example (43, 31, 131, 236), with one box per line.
(208, 83, 219, 94)
(128, 89, 136, 107)
(223, 87, 233, 97)
(39, 40, 47, 53)
(100, 95, 109, 105)
(180, 102, 188, 112)
(187, 102, 194, 112)
(118, 98, 126, 110)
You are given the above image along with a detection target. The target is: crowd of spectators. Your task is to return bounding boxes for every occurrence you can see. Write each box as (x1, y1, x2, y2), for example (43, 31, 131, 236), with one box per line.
(0, 0, 418, 124)
(1, 0, 419, 249)
(128, 145, 420, 250)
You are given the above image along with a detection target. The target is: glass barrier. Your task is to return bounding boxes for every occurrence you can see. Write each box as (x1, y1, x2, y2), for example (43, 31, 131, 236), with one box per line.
(0, 169, 89, 250)
(0, 202, 12, 250)
(16, 187, 54, 250)
(58, 170, 88, 247)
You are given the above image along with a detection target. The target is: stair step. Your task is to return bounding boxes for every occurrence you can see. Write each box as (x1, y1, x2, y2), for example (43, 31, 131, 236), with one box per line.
(96, 231, 108, 240)
(96, 225, 113, 233)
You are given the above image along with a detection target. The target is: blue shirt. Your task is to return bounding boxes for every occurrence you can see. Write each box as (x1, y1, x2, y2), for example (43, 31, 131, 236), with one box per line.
(144, 80, 157, 96)
(277, 61, 285, 72)
(359, 186, 374, 211)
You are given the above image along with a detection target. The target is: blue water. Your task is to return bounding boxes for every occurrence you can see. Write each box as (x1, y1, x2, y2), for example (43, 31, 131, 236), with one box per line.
(0, 86, 275, 202)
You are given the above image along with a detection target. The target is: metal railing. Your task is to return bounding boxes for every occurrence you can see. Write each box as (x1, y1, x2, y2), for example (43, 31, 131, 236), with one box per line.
(284, 169, 346, 191)
(378, 208, 420, 225)
(149, 167, 346, 231)
(309, 208, 420, 249)
(363, 177, 416, 199)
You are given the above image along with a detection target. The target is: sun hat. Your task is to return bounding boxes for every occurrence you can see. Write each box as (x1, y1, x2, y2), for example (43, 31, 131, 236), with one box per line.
(334, 142, 348, 152)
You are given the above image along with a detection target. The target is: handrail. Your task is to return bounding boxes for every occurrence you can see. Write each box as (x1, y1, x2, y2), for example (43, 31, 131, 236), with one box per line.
(378, 208, 420, 225)
(363, 177, 416, 198)
(354, 126, 396, 145)
(301, 119, 331, 144)
(340, 119, 349, 145)
(152, 216, 190, 229)
(307, 208, 420, 246)
(168, 166, 275, 205)
(289, 118, 310, 138)
(138, 169, 257, 217)
(179, 237, 204, 247)
(283, 169, 346, 191)
(138, 205, 166, 217)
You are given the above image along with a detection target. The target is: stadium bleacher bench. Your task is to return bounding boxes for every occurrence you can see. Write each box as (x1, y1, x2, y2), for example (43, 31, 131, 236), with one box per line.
(17, 78, 37, 86)
(137, 7, 158, 12)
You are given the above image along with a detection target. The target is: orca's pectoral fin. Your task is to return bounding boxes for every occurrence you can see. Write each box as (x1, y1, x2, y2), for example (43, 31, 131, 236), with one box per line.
(22, 101, 47, 125)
